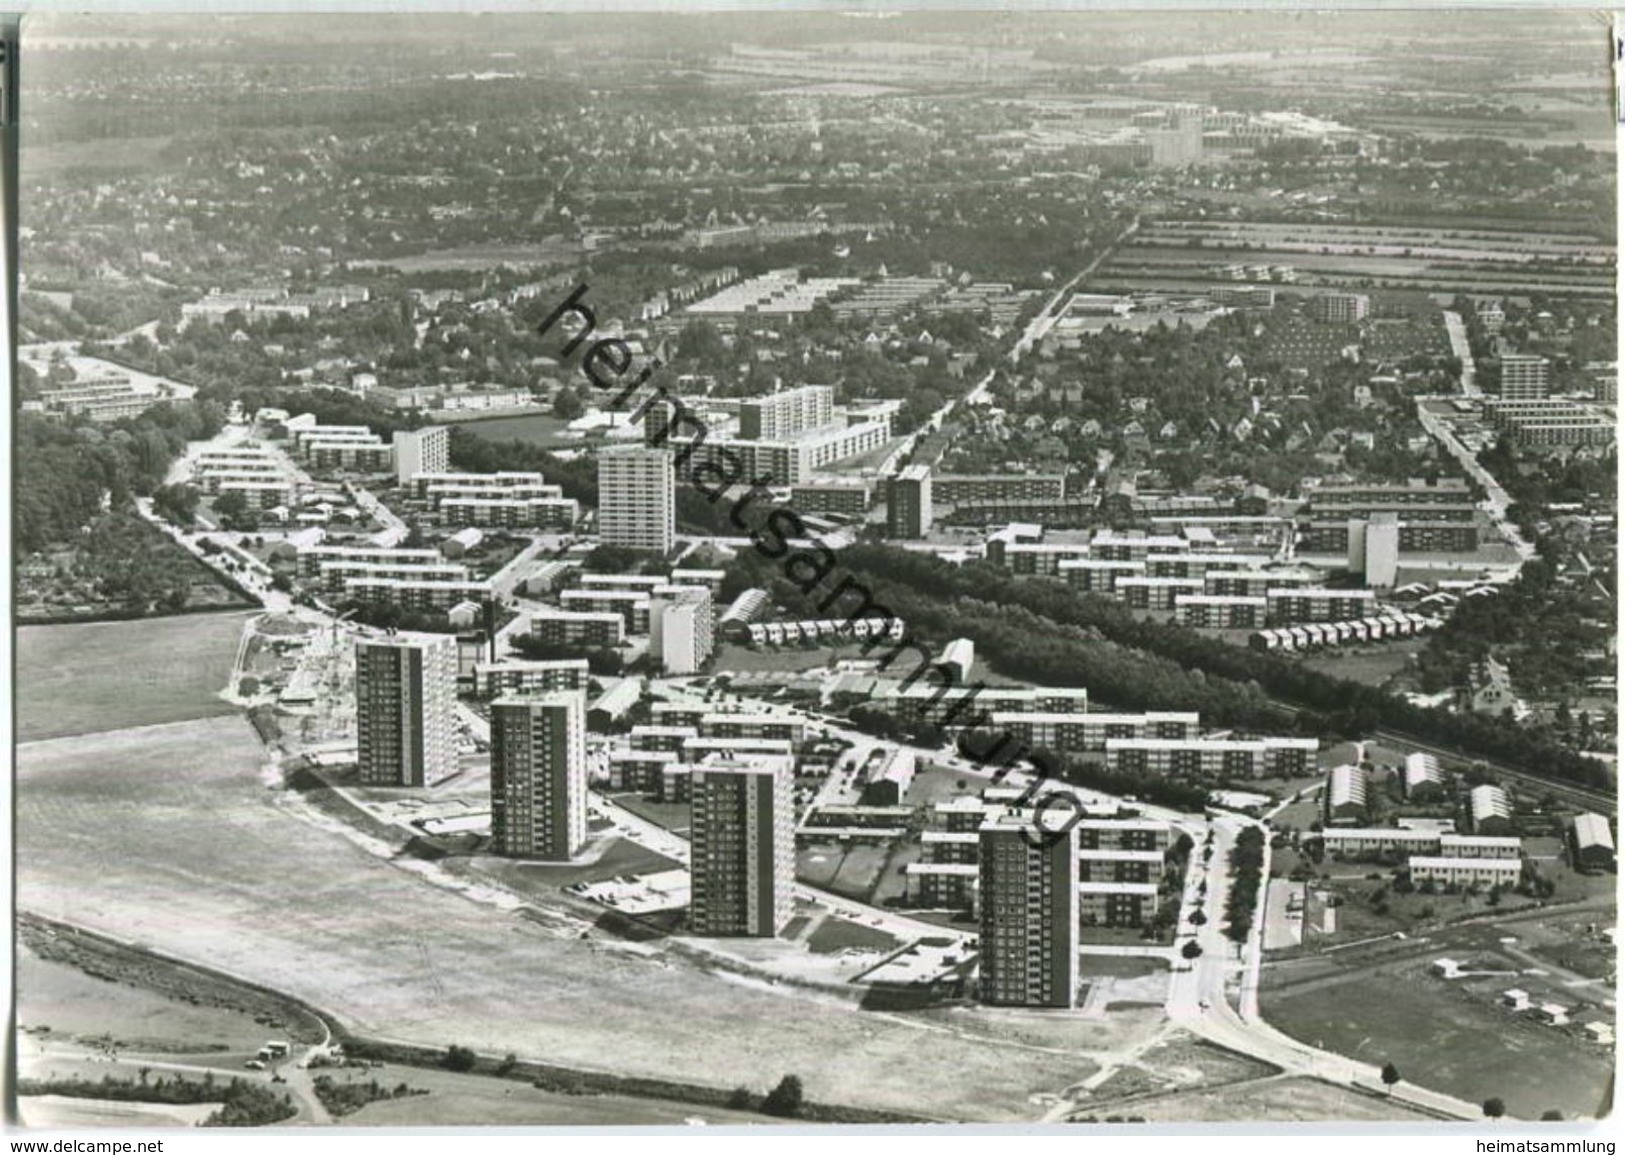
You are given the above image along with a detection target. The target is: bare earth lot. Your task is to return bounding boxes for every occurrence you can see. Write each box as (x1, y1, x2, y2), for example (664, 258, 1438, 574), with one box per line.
(16, 714, 1099, 1122)
(16, 613, 252, 741)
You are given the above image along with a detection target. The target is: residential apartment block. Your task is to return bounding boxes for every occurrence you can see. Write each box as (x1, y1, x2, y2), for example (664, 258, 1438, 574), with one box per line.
(354, 633, 459, 787)
(489, 691, 588, 861)
(688, 761, 795, 937)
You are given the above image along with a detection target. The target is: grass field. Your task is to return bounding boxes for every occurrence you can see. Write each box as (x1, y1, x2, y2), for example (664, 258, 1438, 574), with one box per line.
(16, 716, 1102, 1122)
(333, 1061, 778, 1126)
(17, 613, 253, 741)
(805, 918, 900, 956)
(1262, 966, 1612, 1119)
(1123, 1076, 1435, 1123)
(458, 413, 574, 449)
(1300, 643, 1421, 689)
(475, 839, 682, 893)
(15, 947, 272, 1055)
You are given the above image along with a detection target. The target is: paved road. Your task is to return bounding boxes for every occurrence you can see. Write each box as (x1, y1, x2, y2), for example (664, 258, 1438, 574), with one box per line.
(1164, 815, 1486, 1120)
(1415, 400, 1535, 563)
(1441, 311, 1482, 399)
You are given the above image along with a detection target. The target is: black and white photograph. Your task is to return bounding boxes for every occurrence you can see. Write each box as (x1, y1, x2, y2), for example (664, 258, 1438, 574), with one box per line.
(7, 5, 1619, 1139)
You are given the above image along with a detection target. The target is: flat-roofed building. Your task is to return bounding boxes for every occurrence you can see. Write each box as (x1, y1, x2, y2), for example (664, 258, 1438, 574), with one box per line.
(698, 712, 805, 744)
(344, 577, 491, 611)
(919, 829, 981, 864)
(438, 495, 579, 530)
(689, 760, 795, 937)
(934, 474, 1067, 506)
(630, 725, 699, 754)
(1144, 552, 1269, 580)
(887, 464, 933, 540)
(607, 747, 673, 791)
(1116, 575, 1205, 611)
(559, 588, 651, 634)
(905, 862, 979, 909)
(997, 541, 1097, 577)
(1267, 587, 1378, 625)
(530, 608, 624, 648)
(472, 659, 591, 699)
(1498, 353, 1551, 401)
(979, 814, 1078, 1008)
(1077, 848, 1164, 884)
(1439, 833, 1522, 860)
(598, 446, 675, 556)
(298, 544, 443, 579)
(790, 481, 872, 519)
(650, 584, 714, 675)
(393, 426, 449, 484)
(1089, 532, 1189, 562)
(1078, 881, 1159, 927)
(354, 633, 458, 787)
(1175, 594, 1270, 630)
(682, 736, 796, 762)
(990, 711, 1200, 754)
(1320, 826, 1444, 858)
(1105, 736, 1318, 779)
(1058, 557, 1146, 593)
(1072, 818, 1173, 853)
(490, 691, 587, 860)
(1408, 855, 1521, 889)
(738, 384, 835, 441)
(1205, 568, 1319, 598)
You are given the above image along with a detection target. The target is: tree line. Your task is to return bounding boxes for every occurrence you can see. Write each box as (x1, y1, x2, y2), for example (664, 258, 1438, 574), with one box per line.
(733, 544, 1609, 792)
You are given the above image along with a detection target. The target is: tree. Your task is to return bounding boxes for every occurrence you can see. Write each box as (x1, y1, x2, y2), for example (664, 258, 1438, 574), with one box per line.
(1541, 1110, 1564, 1121)
(1181, 940, 1204, 960)
(442, 1045, 478, 1073)
(1380, 1062, 1401, 1093)
(761, 1074, 804, 1118)
(213, 490, 250, 521)
(1482, 1097, 1506, 1119)
(553, 384, 585, 421)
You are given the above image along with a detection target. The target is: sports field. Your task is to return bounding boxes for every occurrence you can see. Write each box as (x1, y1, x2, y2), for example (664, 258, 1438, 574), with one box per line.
(17, 612, 253, 741)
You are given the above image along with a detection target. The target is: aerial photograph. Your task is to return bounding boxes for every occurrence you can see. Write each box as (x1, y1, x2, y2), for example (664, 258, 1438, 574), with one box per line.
(11, 7, 1618, 1132)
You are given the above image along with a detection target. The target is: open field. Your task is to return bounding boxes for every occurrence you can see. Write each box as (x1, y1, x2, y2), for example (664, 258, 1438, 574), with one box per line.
(1300, 642, 1422, 689)
(17, 1096, 219, 1128)
(15, 943, 278, 1055)
(351, 239, 579, 273)
(471, 838, 682, 893)
(16, 716, 1105, 1122)
(1121, 1075, 1436, 1123)
(1262, 950, 1613, 1120)
(17, 612, 254, 741)
(332, 1061, 778, 1126)
(1101, 220, 1616, 297)
(458, 413, 575, 448)
(23, 135, 178, 177)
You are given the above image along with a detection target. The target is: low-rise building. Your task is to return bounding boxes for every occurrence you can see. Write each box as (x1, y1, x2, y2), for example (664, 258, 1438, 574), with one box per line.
(1468, 784, 1513, 836)
(1077, 881, 1159, 927)
(1407, 855, 1522, 888)
(1324, 764, 1370, 826)
(530, 609, 624, 648)
(1570, 812, 1616, 871)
